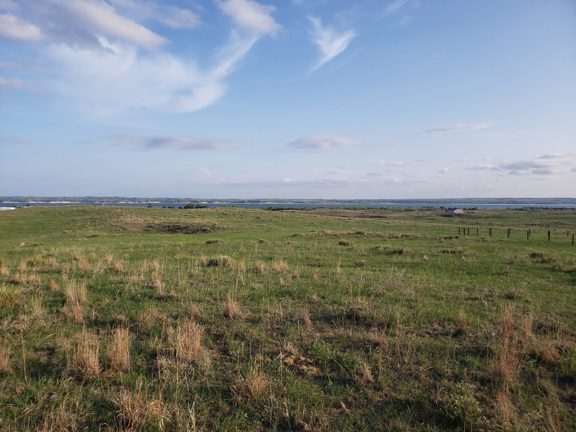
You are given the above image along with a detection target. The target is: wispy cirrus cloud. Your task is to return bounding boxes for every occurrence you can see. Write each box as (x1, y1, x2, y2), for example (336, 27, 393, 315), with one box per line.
(0, 76, 33, 91)
(383, 0, 419, 16)
(470, 153, 576, 177)
(0, 14, 43, 41)
(308, 16, 355, 70)
(107, 135, 230, 151)
(217, 0, 280, 36)
(287, 136, 356, 150)
(420, 122, 491, 134)
(0, 0, 279, 114)
(108, 0, 200, 29)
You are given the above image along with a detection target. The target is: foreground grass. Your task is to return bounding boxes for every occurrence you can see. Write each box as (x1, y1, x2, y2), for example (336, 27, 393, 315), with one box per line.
(0, 206, 575, 431)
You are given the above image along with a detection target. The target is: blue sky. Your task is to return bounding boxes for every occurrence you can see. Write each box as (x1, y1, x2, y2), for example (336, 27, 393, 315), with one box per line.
(0, 0, 575, 198)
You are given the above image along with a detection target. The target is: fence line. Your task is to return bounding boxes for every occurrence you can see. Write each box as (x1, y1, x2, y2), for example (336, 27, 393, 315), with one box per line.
(456, 226, 575, 245)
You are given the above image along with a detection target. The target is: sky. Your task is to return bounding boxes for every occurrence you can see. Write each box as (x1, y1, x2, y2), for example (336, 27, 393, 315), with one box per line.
(0, 0, 575, 199)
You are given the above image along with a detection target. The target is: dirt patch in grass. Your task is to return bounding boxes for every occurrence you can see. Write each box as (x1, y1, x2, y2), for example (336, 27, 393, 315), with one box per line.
(117, 215, 218, 234)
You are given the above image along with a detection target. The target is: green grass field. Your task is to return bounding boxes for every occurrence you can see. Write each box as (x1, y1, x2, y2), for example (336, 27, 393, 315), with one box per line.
(0, 206, 575, 431)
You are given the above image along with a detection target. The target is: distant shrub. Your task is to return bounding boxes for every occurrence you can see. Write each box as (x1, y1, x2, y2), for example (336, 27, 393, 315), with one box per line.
(373, 245, 410, 255)
(150, 222, 215, 234)
(182, 204, 208, 209)
(528, 251, 554, 264)
(440, 247, 465, 254)
(207, 255, 233, 267)
(204, 239, 222, 245)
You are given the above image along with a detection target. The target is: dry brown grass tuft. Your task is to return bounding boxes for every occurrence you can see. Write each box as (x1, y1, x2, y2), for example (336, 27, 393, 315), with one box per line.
(237, 259, 247, 274)
(46, 256, 58, 271)
(112, 259, 125, 273)
(224, 294, 241, 319)
(63, 280, 87, 324)
(358, 360, 374, 385)
(496, 389, 516, 426)
(0, 263, 9, 278)
(75, 256, 90, 273)
(137, 307, 163, 332)
(533, 340, 559, 364)
(283, 341, 299, 357)
(187, 303, 202, 320)
(454, 309, 468, 336)
(522, 311, 534, 338)
(108, 328, 131, 372)
(272, 259, 289, 273)
(65, 280, 87, 305)
(300, 308, 313, 331)
(17, 259, 28, 273)
(196, 255, 207, 268)
(235, 366, 269, 402)
(172, 318, 203, 363)
(38, 395, 81, 432)
(30, 295, 45, 317)
(0, 344, 11, 374)
(252, 260, 267, 275)
(49, 279, 59, 292)
(115, 381, 168, 431)
(68, 331, 100, 378)
(150, 277, 165, 297)
(0, 285, 20, 309)
(493, 306, 520, 390)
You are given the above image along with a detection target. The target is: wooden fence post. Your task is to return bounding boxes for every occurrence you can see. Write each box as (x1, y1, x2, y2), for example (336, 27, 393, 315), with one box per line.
(548, 229, 551, 242)
(489, 227, 492, 237)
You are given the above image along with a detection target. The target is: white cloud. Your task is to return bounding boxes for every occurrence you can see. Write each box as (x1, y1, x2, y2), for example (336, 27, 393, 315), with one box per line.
(108, 0, 200, 29)
(0, 1, 274, 114)
(0, 1, 281, 115)
(420, 122, 491, 134)
(58, 0, 165, 49)
(198, 168, 214, 177)
(0, 14, 43, 41)
(287, 136, 356, 150)
(383, 0, 419, 16)
(45, 34, 258, 114)
(0, 76, 28, 91)
(379, 160, 404, 167)
(217, 0, 279, 36)
(470, 153, 576, 177)
(108, 135, 229, 151)
(308, 16, 355, 70)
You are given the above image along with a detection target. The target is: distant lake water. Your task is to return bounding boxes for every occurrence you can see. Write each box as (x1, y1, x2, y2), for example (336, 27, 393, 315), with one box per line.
(1, 198, 576, 210)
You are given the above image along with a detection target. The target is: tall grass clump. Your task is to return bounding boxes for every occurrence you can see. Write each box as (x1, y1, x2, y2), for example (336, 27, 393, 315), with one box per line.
(108, 328, 131, 372)
(68, 331, 100, 378)
(224, 294, 241, 319)
(172, 318, 203, 363)
(0, 344, 11, 374)
(63, 280, 87, 324)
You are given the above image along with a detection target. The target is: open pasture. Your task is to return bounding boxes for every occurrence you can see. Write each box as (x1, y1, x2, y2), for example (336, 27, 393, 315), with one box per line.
(0, 206, 575, 431)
